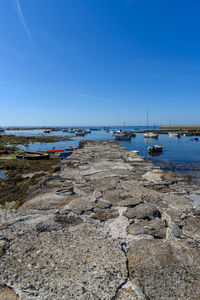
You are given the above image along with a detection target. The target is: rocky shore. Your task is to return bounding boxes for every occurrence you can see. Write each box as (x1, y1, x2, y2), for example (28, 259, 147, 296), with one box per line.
(0, 140, 200, 299)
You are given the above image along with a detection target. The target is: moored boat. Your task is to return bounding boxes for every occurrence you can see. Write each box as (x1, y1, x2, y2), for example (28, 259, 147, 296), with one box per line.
(130, 132, 136, 137)
(183, 133, 192, 136)
(44, 129, 51, 134)
(143, 132, 158, 138)
(168, 132, 180, 138)
(75, 130, 85, 136)
(191, 137, 199, 142)
(147, 145, 163, 153)
(16, 151, 50, 160)
(113, 132, 131, 140)
(66, 146, 77, 151)
(46, 149, 64, 153)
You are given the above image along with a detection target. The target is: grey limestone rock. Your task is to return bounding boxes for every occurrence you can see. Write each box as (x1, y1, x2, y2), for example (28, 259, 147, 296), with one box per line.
(182, 216, 200, 241)
(128, 219, 166, 238)
(123, 203, 160, 220)
(1, 221, 127, 300)
(127, 239, 200, 300)
(92, 208, 119, 221)
(1, 140, 200, 299)
(67, 197, 96, 212)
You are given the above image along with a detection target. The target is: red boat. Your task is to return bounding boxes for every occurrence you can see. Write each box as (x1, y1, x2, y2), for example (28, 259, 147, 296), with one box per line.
(66, 147, 77, 150)
(46, 149, 64, 152)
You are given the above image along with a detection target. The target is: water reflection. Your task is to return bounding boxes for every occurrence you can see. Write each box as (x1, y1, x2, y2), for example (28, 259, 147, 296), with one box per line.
(148, 152, 163, 158)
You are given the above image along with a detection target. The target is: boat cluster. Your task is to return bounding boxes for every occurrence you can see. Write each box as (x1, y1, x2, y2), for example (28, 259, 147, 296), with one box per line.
(109, 130, 135, 140)
(110, 130, 199, 155)
(43, 128, 92, 136)
(16, 147, 78, 160)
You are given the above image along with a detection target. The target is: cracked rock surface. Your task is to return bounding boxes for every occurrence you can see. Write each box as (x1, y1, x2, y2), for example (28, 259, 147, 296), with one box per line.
(0, 140, 200, 299)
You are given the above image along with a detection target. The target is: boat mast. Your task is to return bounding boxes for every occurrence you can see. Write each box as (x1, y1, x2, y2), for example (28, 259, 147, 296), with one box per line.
(147, 110, 149, 130)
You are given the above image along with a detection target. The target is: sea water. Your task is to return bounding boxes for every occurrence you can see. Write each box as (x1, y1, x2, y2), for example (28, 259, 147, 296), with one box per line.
(4, 126, 200, 182)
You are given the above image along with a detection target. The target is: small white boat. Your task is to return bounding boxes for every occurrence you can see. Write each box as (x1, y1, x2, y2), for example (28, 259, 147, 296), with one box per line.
(76, 130, 85, 136)
(143, 132, 158, 138)
(168, 132, 180, 138)
(130, 132, 136, 137)
(44, 129, 51, 133)
(183, 133, 192, 136)
(148, 145, 163, 153)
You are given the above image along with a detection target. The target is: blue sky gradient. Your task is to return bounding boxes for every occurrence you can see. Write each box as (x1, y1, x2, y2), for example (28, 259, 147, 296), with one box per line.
(0, 0, 200, 126)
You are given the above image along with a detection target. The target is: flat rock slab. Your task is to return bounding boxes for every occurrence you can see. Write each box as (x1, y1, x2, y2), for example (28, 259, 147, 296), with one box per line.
(127, 239, 200, 300)
(0, 287, 19, 300)
(127, 219, 166, 238)
(1, 140, 200, 300)
(1, 221, 127, 300)
(123, 203, 160, 220)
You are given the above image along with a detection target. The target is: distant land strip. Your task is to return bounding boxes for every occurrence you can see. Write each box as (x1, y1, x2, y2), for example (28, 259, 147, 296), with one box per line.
(160, 125, 200, 129)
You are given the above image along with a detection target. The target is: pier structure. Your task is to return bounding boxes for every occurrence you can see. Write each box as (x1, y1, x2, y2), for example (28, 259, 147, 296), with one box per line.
(0, 141, 200, 299)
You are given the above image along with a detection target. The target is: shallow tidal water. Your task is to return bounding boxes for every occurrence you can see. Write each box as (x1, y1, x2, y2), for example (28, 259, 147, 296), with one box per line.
(5, 126, 200, 182)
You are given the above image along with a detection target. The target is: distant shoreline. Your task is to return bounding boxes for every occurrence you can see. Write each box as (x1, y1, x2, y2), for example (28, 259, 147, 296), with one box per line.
(160, 125, 200, 129)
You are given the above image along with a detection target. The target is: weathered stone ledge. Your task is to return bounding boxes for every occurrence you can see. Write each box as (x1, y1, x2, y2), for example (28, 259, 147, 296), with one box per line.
(0, 140, 200, 299)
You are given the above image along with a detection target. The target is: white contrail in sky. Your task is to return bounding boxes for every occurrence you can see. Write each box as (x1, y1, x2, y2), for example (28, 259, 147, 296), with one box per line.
(0, 80, 118, 104)
(14, 0, 35, 47)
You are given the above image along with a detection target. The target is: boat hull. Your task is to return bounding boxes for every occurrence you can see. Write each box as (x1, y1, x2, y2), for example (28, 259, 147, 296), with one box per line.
(16, 152, 50, 160)
(113, 135, 131, 140)
(147, 145, 163, 153)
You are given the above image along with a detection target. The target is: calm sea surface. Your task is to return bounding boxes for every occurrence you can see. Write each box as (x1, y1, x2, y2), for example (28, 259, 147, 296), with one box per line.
(4, 126, 200, 182)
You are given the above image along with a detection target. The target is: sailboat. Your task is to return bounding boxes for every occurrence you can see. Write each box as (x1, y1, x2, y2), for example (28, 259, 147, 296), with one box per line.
(143, 111, 159, 138)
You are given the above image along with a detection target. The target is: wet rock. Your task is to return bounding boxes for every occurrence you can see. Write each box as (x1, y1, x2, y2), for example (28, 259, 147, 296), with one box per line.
(128, 219, 166, 238)
(127, 239, 200, 300)
(123, 203, 160, 220)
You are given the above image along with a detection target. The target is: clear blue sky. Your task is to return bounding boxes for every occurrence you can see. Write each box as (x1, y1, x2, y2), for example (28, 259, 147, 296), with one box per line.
(0, 0, 200, 126)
